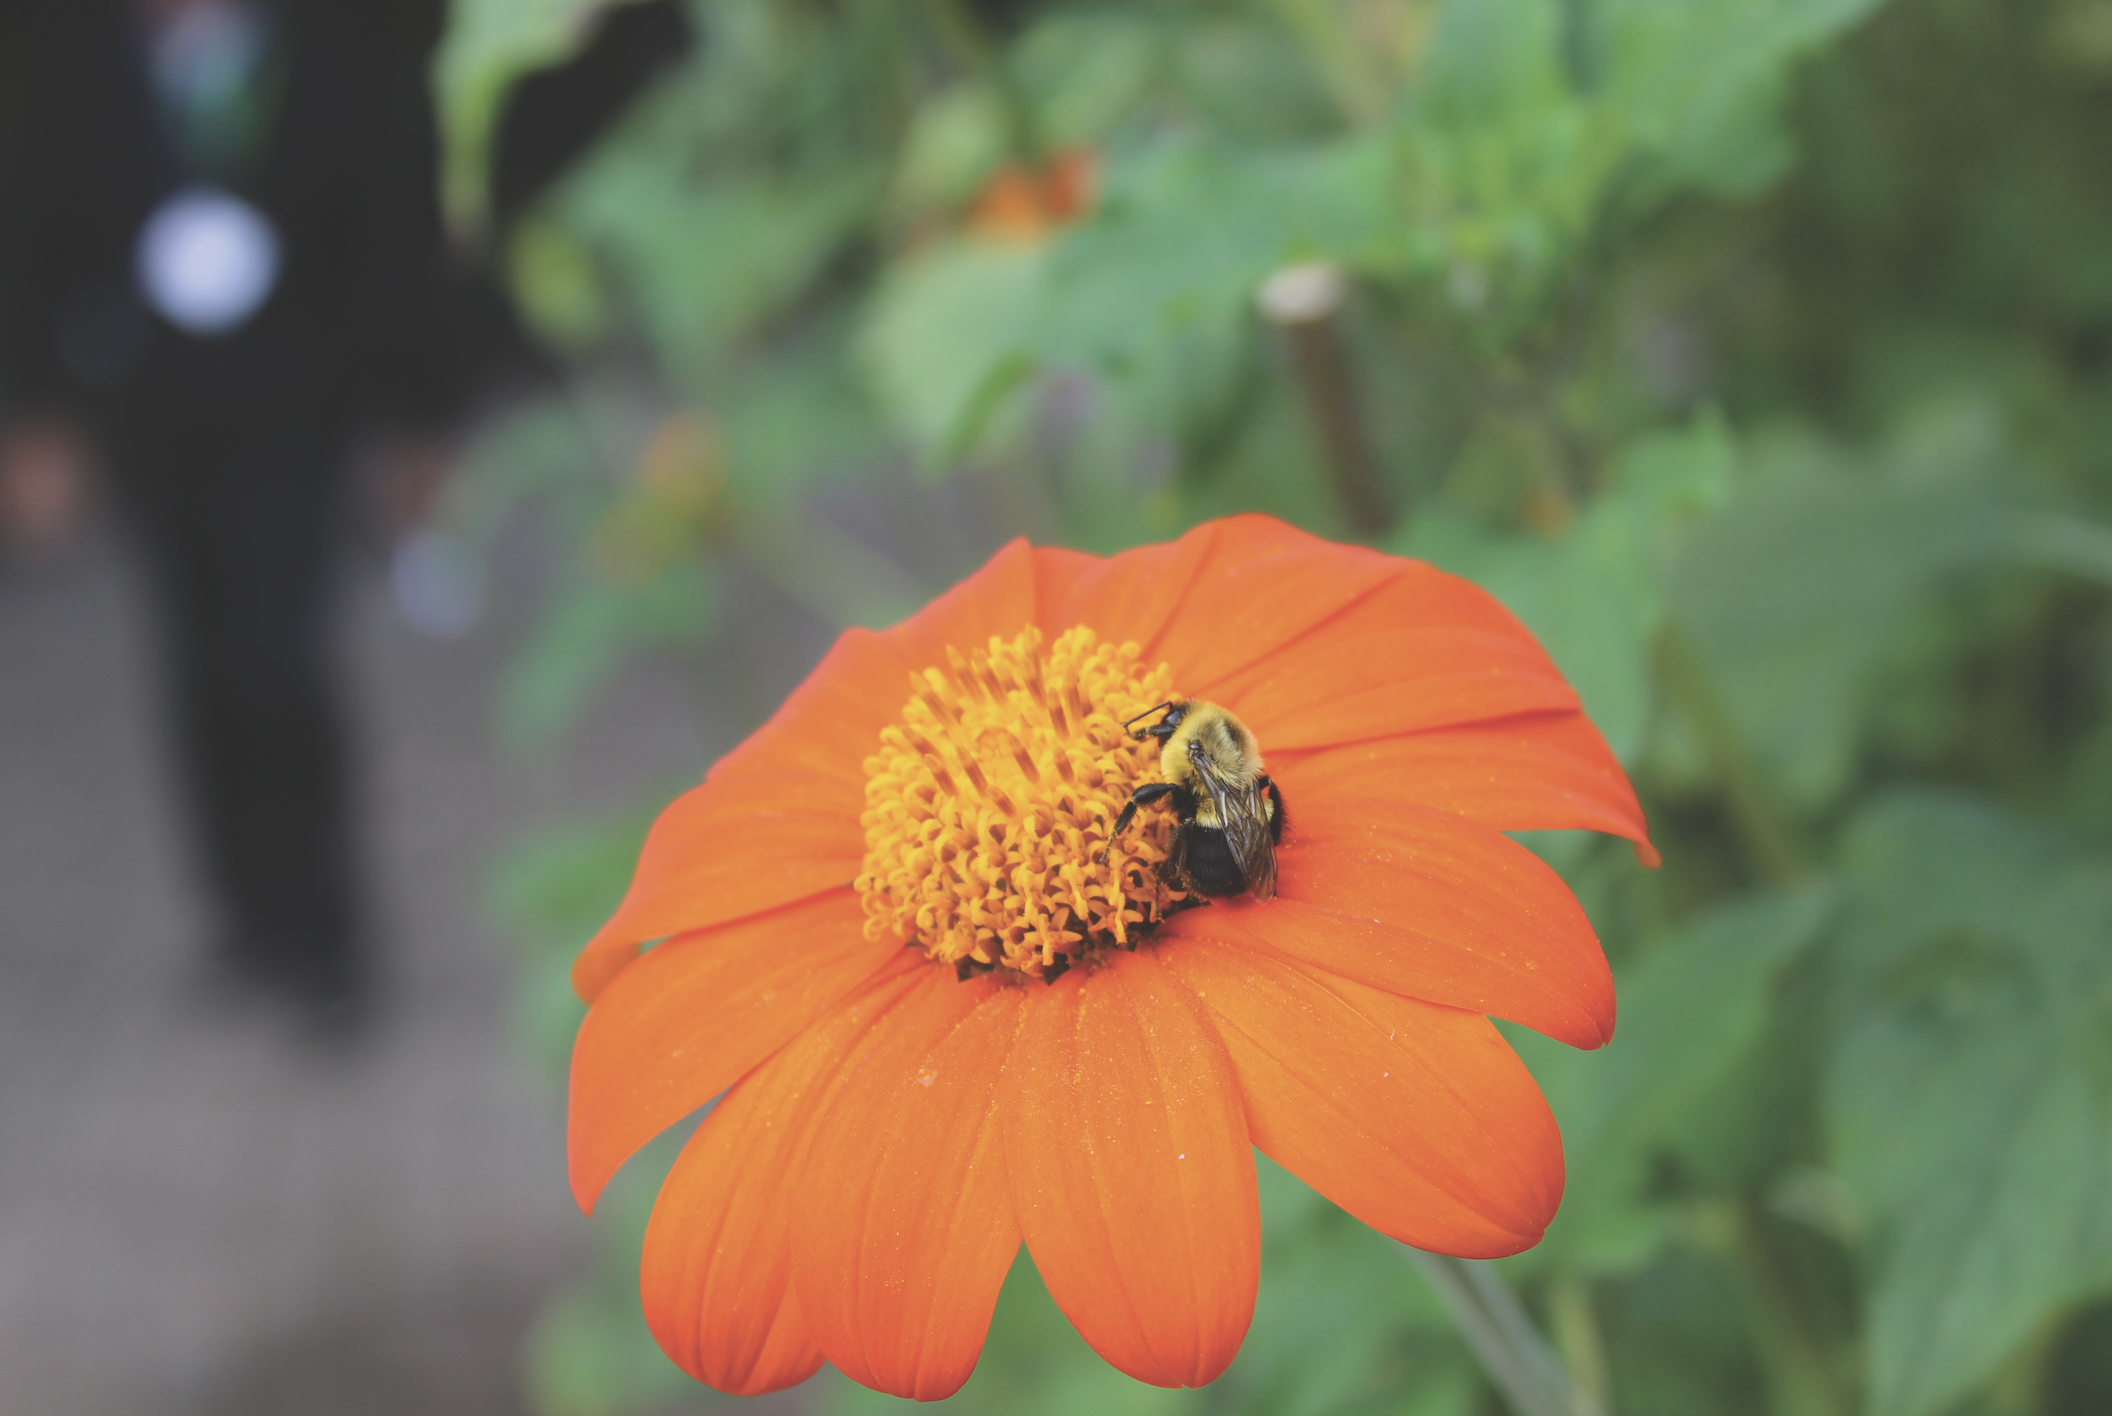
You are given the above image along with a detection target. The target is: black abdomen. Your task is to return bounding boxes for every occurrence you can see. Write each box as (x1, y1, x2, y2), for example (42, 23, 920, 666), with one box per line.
(1178, 827, 1248, 898)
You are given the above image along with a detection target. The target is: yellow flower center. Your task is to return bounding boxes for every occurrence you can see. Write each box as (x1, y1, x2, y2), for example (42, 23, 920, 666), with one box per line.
(854, 625, 1190, 981)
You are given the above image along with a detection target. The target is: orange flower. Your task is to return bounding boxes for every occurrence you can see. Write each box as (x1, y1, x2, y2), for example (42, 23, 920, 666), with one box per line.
(965, 147, 1097, 242)
(567, 515, 1654, 1400)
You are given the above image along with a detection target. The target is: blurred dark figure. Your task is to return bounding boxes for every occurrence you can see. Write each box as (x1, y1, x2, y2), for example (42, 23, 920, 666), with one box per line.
(0, 0, 475, 1032)
(0, 0, 695, 1036)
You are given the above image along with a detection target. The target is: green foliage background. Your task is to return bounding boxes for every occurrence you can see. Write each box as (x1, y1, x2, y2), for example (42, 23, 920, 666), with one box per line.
(446, 2, 2112, 1414)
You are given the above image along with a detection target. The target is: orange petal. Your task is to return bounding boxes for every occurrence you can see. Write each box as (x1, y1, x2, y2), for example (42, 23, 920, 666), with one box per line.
(1221, 630, 1576, 747)
(1146, 516, 1405, 689)
(572, 792, 863, 1003)
(1003, 949, 1259, 1388)
(572, 629, 913, 1001)
(1167, 801, 1614, 1048)
(1032, 544, 1097, 618)
(1159, 935, 1563, 1257)
(568, 892, 901, 1212)
(641, 957, 932, 1394)
(705, 631, 914, 790)
(1037, 526, 1217, 653)
(572, 941, 643, 1007)
(791, 971, 1026, 1401)
(1199, 562, 1581, 746)
(1273, 710, 1656, 863)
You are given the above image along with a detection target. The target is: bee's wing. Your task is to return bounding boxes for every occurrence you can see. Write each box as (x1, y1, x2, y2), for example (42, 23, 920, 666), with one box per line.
(1188, 746, 1279, 902)
(1228, 792, 1278, 902)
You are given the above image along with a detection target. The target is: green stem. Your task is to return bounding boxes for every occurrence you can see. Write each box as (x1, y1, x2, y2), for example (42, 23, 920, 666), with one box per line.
(1548, 1271, 1611, 1416)
(1655, 621, 1806, 887)
(1716, 1200, 1851, 1416)
(1406, 1249, 1602, 1416)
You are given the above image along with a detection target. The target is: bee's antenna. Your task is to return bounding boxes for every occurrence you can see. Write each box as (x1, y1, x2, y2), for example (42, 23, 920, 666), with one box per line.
(1122, 701, 1177, 735)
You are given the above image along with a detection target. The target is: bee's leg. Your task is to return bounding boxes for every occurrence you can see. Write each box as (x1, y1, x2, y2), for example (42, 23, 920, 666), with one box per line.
(1157, 826, 1190, 887)
(1098, 781, 1182, 870)
(1155, 786, 1201, 887)
(1109, 782, 1178, 840)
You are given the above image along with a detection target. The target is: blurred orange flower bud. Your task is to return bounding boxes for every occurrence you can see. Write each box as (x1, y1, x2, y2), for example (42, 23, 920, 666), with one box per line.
(966, 148, 1098, 243)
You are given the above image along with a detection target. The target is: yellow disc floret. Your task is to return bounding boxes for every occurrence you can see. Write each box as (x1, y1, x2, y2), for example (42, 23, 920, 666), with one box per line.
(855, 625, 1189, 980)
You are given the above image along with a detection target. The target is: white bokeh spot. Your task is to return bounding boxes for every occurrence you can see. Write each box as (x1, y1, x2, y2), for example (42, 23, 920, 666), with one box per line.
(135, 185, 281, 337)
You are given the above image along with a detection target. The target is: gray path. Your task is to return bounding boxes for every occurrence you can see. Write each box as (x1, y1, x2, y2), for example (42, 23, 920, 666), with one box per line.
(0, 526, 712, 1416)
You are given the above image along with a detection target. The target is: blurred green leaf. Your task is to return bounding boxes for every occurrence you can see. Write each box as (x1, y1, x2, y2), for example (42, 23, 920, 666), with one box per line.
(1401, 0, 1626, 327)
(718, 335, 887, 508)
(1013, 9, 1163, 147)
(1233, 1160, 1474, 1416)
(818, 1249, 1206, 1416)
(524, 1130, 701, 1416)
(568, 153, 879, 383)
(865, 129, 1401, 474)
(509, 218, 616, 354)
(1831, 792, 2112, 1416)
(489, 807, 655, 1078)
(1165, 9, 1343, 140)
(434, 0, 645, 232)
(1405, 413, 1734, 760)
(891, 85, 1008, 218)
(1669, 461, 2015, 812)
(1032, 135, 1392, 421)
(860, 241, 1046, 468)
(503, 558, 719, 747)
(1513, 888, 1833, 1274)
(1418, 0, 1572, 128)
(1595, 0, 1888, 195)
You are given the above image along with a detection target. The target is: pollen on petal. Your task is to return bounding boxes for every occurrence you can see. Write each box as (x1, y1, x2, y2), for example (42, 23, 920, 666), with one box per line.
(854, 625, 1190, 980)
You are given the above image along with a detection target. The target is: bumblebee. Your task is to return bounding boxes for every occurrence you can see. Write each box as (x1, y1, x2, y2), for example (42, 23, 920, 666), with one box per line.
(1108, 700, 1284, 902)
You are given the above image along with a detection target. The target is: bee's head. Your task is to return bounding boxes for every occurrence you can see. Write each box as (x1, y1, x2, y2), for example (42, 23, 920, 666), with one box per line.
(1122, 700, 1187, 740)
